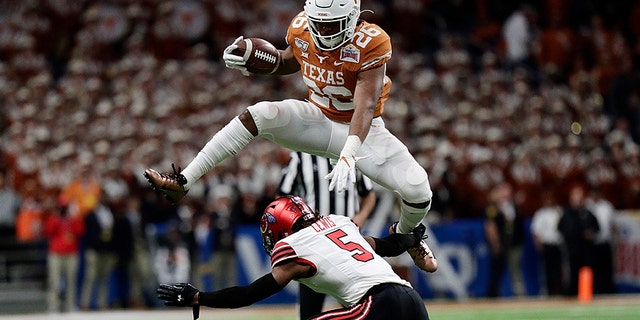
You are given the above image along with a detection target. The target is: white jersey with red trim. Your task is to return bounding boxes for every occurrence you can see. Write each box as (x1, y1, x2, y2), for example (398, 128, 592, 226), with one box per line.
(270, 215, 410, 307)
(286, 11, 392, 123)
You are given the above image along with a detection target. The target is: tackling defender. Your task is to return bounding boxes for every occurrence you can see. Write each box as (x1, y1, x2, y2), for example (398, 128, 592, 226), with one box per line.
(278, 151, 377, 319)
(145, 0, 437, 273)
(157, 196, 430, 319)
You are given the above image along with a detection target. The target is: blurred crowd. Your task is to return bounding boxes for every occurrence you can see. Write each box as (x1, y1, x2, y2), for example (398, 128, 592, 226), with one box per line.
(0, 0, 639, 311)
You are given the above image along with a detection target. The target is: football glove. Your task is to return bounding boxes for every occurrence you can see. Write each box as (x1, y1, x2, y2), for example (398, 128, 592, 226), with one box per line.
(410, 223, 427, 245)
(390, 222, 437, 272)
(223, 36, 250, 76)
(157, 283, 199, 307)
(373, 223, 428, 257)
(326, 154, 356, 192)
(326, 135, 362, 192)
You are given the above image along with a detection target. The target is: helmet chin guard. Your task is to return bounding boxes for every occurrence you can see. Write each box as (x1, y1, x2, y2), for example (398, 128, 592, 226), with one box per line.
(260, 196, 319, 255)
(304, 0, 360, 51)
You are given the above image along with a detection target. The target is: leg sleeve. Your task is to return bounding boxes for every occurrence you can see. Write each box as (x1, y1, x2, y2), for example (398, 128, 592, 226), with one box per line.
(181, 117, 254, 189)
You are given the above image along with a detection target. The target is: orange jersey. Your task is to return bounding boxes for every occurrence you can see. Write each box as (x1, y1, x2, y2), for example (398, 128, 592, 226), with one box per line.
(286, 12, 392, 123)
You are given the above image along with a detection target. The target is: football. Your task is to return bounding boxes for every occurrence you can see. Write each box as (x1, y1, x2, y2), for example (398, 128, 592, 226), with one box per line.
(233, 38, 281, 75)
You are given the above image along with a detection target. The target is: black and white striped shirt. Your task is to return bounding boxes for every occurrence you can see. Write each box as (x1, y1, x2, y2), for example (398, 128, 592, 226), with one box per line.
(277, 152, 374, 218)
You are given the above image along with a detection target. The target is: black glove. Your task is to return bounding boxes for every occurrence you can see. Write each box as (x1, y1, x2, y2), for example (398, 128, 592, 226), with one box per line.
(410, 223, 427, 246)
(157, 283, 199, 307)
(373, 223, 428, 257)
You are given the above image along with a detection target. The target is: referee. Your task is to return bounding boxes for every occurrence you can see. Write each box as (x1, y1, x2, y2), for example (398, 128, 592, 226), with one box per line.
(277, 151, 377, 319)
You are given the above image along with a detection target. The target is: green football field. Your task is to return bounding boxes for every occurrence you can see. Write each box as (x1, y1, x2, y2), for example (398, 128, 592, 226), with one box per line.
(3, 295, 639, 320)
(198, 295, 640, 320)
(426, 295, 640, 320)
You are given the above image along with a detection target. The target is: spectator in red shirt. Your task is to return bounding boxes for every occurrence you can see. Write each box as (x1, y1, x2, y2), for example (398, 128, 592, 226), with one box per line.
(44, 195, 85, 313)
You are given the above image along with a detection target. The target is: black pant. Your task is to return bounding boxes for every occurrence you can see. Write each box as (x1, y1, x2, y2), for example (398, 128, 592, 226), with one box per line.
(593, 242, 616, 294)
(487, 253, 506, 297)
(299, 283, 326, 320)
(542, 244, 563, 296)
(564, 243, 596, 296)
(308, 283, 429, 320)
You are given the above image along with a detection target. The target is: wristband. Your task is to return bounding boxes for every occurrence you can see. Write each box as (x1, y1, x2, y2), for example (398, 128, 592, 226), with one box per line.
(341, 135, 362, 157)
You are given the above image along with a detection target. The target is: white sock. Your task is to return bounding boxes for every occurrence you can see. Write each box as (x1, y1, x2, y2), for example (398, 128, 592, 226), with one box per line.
(396, 200, 431, 234)
(181, 117, 253, 189)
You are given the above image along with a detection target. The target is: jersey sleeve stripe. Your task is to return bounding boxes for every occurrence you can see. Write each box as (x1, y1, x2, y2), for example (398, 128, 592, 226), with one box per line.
(361, 52, 392, 70)
(270, 243, 297, 267)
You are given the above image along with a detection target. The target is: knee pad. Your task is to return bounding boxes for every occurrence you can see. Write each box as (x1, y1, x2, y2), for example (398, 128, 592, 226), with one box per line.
(399, 165, 432, 204)
(247, 101, 292, 135)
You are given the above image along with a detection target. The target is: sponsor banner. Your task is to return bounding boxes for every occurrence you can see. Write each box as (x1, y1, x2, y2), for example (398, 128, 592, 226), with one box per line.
(614, 211, 640, 292)
(231, 214, 640, 304)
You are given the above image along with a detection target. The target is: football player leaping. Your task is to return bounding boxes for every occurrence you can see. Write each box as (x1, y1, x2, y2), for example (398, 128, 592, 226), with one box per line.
(145, 0, 437, 273)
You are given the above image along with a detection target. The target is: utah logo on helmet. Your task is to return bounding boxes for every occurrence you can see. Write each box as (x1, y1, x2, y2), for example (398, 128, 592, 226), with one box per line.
(260, 196, 319, 255)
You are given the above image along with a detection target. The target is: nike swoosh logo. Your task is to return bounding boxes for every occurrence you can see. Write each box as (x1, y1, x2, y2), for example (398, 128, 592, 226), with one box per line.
(334, 61, 344, 66)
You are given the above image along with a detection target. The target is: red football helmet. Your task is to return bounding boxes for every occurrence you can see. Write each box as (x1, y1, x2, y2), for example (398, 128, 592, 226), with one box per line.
(260, 196, 319, 255)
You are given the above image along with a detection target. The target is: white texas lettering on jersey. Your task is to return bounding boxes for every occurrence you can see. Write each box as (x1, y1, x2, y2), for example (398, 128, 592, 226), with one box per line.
(286, 11, 393, 123)
(271, 215, 409, 307)
(301, 61, 345, 86)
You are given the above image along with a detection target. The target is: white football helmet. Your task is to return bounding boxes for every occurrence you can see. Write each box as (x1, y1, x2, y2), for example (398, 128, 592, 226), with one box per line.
(304, 0, 360, 51)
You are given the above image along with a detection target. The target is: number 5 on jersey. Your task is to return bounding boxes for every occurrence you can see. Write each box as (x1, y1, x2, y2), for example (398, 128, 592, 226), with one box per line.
(326, 229, 374, 262)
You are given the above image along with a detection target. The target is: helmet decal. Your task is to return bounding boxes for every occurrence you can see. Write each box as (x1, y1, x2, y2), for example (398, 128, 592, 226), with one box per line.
(260, 211, 276, 233)
(259, 196, 319, 255)
(290, 196, 305, 207)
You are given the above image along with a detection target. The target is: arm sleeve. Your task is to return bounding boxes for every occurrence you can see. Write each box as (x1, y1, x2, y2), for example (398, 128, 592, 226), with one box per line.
(372, 233, 419, 257)
(198, 273, 283, 308)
